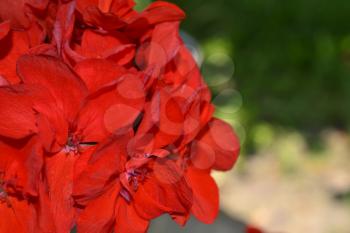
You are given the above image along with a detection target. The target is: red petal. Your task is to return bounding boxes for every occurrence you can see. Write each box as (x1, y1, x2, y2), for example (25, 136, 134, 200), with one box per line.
(0, 196, 37, 233)
(127, 1, 185, 35)
(105, 44, 136, 66)
(97, 0, 113, 13)
(44, 151, 78, 233)
(186, 167, 219, 224)
(81, 6, 127, 30)
(77, 74, 144, 142)
(25, 21, 46, 47)
(190, 140, 216, 170)
(74, 59, 127, 94)
(197, 118, 240, 171)
(109, 0, 135, 17)
(0, 21, 10, 40)
(0, 136, 42, 195)
(35, 107, 68, 153)
(137, 89, 184, 150)
(0, 75, 9, 86)
(140, 1, 185, 24)
(76, 0, 99, 12)
(77, 0, 135, 17)
(182, 99, 214, 146)
(115, 197, 149, 233)
(0, 83, 67, 152)
(73, 145, 96, 180)
(0, 31, 29, 84)
(77, 184, 120, 233)
(135, 22, 181, 72)
(0, 84, 67, 152)
(28, 83, 70, 152)
(80, 30, 131, 58)
(0, 0, 29, 29)
(163, 44, 205, 88)
(0, 85, 37, 139)
(53, 1, 75, 47)
(17, 55, 88, 122)
(35, 182, 56, 233)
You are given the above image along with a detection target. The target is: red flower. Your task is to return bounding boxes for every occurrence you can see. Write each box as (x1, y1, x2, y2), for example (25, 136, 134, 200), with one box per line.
(0, 0, 241, 232)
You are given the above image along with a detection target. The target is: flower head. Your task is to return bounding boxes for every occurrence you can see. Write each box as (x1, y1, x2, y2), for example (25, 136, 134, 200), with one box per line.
(0, 1, 240, 232)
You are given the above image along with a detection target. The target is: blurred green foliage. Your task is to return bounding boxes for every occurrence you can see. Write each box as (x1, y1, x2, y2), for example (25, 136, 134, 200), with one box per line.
(166, 0, 350, 151)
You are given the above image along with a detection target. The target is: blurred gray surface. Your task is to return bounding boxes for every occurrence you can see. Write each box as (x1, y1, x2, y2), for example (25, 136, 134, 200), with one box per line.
(149, 212, 246, 233)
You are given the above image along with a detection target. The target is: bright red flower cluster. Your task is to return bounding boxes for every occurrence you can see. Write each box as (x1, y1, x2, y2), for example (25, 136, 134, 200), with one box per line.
(0, 1, 240, 232)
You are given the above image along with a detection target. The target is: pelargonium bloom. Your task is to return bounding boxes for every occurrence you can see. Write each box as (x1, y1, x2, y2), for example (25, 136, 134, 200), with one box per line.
(0, 0, 240, 233)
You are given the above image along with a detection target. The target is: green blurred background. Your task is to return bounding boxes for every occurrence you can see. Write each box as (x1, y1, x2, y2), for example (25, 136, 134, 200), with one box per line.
(135, 0, 350, 232)
(171, 0, 350, 152)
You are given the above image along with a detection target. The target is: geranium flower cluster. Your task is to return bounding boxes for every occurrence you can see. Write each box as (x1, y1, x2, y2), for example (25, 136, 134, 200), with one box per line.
(0, 0, 240, 232)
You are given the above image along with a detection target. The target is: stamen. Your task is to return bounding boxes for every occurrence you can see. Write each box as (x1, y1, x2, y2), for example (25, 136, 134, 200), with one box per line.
(120, 188, 131, 203)
(64, 134, 81, 154)
(120, 168, 148, 202)
(64, 132, 98, 154)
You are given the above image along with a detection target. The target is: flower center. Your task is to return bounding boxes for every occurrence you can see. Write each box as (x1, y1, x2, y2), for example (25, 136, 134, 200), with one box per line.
(63, 131, 98, 155)
(127, 169, 147, 191)
(64, 134, 81, 154)
(120, 168, 148, 203)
